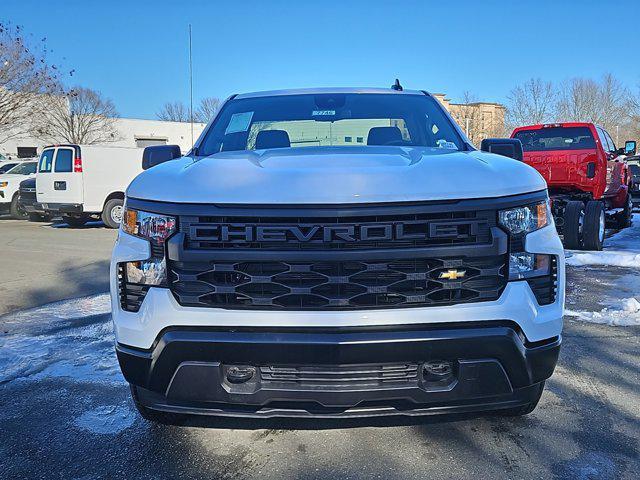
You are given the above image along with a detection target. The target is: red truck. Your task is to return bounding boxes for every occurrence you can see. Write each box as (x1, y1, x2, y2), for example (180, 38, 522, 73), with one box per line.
(511, 123, 636, 250)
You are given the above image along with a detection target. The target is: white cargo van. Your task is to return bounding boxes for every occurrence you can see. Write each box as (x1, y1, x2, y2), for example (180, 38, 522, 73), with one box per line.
(36, 144, 144, 228)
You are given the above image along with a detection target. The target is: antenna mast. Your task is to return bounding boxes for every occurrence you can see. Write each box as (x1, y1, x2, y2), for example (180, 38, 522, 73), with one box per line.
(189, 24, 194, 149)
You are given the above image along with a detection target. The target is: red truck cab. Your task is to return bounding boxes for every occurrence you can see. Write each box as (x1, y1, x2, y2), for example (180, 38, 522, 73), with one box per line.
(510, 123, 633, 250)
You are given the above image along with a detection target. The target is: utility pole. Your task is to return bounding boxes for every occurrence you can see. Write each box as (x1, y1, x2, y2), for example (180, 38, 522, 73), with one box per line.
(189, 24, 194, 149)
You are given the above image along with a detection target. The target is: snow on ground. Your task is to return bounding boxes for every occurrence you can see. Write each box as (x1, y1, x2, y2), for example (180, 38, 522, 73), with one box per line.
(565, 214, 640, 268)
(565, 214, 640, 326)
(0, 294, 121, 385)
(565, 297, 640, 326)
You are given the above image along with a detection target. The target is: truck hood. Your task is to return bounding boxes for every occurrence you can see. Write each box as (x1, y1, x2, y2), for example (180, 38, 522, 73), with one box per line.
(127, 146, 547, 204)
(0, 173, 32, 183)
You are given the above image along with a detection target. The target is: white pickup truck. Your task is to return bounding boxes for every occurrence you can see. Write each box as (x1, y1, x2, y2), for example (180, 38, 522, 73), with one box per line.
(0, 160, 37, 218)
(111, 87, 565, 423)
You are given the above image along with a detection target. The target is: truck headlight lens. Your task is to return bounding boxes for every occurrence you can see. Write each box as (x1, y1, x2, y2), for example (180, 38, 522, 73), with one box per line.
(120, 206, 176, 289)
(125, 258, 167, 286)
(0, 181, 8, 188)
(498, 200, 550, 235)
(508, 253, 551, 280)
(121, 207, 176, 244)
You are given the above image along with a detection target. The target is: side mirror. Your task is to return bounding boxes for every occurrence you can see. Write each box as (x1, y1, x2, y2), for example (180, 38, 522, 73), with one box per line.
(142, 145, 181, 170)
(480, 138, 523, 162)
(624, 140, 636, 156)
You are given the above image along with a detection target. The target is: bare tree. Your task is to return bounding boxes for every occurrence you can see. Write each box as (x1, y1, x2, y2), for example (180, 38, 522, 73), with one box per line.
(195, 96, 220, 123)
(0, 22, 68, 143)
(505, 78, 556, 129)
(555, 74, 634, 143)
(39, 86, 120, 144)
(156, 101, 190, 122)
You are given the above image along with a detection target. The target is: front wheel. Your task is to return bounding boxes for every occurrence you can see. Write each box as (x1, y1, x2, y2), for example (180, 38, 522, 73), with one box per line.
(10, 195, 28, 220)
(101, 198, 124, 229)
(582, 201, 605, 251)
(615, 193, 633, 229)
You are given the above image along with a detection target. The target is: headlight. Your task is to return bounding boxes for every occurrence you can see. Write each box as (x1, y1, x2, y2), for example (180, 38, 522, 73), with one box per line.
(508, 252, 551, 280)
(121, 207, 176, 244)
(498, 200, 550, 235)
(0, 181, 8, 188)
(120, 206, 176, 286)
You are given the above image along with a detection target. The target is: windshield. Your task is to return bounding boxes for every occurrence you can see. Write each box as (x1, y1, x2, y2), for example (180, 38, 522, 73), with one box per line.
(198, 93, 464, 155)
(6, 162, 37, 175)
(514, 127, 596, 152)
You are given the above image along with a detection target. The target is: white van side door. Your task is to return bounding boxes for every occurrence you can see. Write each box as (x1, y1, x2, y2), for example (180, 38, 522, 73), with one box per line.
(38, 146, 84, 206)
(35, 148, 56, 204)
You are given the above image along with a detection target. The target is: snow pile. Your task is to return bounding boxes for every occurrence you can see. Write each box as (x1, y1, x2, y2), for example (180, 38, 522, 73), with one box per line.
(565, 297, 640, 326)
(565, 250, 640, 268)
(0, 294, 121, 385)
(565, 214, 640, 268)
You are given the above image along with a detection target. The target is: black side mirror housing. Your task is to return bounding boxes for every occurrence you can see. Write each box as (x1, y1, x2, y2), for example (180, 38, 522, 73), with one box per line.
(480, 138, 524, 162)
(142, 145, 182, 170)
(624, 140, 636, 156)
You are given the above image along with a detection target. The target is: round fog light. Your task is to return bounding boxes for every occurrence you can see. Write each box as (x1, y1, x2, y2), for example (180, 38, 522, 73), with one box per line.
(226, 366, 256, 384)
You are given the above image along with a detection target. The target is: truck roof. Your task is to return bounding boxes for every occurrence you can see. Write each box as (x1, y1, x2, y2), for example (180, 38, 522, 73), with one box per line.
(235, 87, 426, 99)
(512, 122, 598, 132)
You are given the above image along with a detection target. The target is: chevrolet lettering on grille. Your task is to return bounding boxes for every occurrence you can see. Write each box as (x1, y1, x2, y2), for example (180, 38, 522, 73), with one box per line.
(190, 221, 480, 244)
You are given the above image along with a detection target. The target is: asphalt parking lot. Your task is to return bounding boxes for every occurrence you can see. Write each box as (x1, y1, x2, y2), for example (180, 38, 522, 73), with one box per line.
(0, 218, 639, 479)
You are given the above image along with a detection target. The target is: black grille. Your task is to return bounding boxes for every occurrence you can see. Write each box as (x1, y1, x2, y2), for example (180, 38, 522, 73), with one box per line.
(527, 256, 558, 306)
(179, 210, 494, 251)
(117, 264, 150, 312)
(169, 255, 507, 310)
(259, 363, 419, 388)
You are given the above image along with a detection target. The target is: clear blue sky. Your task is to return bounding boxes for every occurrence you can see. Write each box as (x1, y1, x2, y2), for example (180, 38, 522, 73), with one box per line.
(4, 0, 639, 119)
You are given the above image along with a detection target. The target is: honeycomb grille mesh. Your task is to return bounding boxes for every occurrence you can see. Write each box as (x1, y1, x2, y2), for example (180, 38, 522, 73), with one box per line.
(169, 256, 507, 310)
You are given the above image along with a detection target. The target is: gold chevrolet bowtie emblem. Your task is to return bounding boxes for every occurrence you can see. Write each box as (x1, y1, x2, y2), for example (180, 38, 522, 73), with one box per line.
(439, 269, 466, 280)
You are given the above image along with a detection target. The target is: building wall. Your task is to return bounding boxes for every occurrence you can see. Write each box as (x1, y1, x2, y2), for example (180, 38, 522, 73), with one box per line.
(432, 94, 506, 146)
(0, 118, 206, 159)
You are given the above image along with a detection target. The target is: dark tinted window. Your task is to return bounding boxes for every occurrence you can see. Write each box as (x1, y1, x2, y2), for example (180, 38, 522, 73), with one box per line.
(0, 162, 18, 173)
(198, 93, 464, 155)
(514, 127, 596, 152)
(38, 149, 55, 173)
(54, 149, 73, 172)
(629, 164, 640, 176)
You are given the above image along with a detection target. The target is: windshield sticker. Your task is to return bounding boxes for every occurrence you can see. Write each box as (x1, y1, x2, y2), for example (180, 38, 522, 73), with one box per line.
(436, 139, 457, 149)
(225, 112, 254, 134)
(312, 110, 336, 116)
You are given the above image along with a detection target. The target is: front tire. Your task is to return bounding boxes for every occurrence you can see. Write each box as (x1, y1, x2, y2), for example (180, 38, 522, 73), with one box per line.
(10, 194, 28, 220)
(582, 201, 605, 251)
(615, 193, 633, 229)
(563, 201, 584, 250)
(102, 198, 124, 229)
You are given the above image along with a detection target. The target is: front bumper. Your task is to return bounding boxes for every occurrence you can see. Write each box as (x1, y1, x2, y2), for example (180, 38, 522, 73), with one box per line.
(119, 325, 560, 418)
(40, 202, 83, 213)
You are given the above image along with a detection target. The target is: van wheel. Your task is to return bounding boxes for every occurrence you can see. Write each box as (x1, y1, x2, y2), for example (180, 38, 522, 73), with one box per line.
(563, 201, 584, 249)
(615, 193, 633, 229)
(62, 215, 88, 228)
(10, 194, 28, 220)
(102, 198, 124, 229)
(582, 201, 605, 251)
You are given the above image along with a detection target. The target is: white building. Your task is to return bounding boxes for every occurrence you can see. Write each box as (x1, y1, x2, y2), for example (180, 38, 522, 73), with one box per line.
(0, 117, 206, 159)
